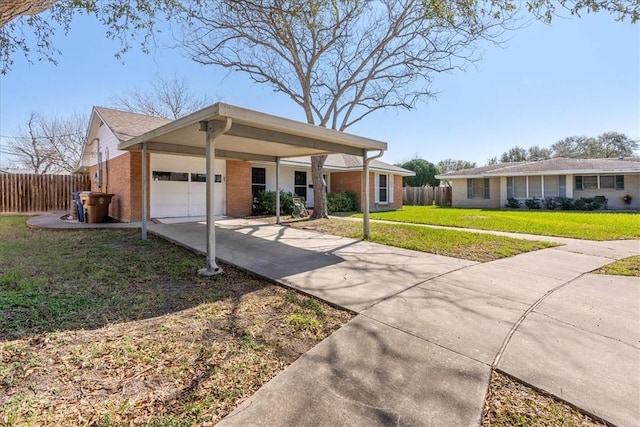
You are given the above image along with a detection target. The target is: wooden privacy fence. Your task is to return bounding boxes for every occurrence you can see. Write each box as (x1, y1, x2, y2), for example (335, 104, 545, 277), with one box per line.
(403, 186, 452, 206)
(0, 173, 91, 213)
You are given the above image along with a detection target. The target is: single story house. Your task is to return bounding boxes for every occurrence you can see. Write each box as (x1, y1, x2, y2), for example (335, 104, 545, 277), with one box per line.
(435, 157, 640, 210)
(79, 106, 413, 222)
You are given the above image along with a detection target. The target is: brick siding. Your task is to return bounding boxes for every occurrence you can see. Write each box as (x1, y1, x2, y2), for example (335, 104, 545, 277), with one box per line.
(226, 160, 253, 217)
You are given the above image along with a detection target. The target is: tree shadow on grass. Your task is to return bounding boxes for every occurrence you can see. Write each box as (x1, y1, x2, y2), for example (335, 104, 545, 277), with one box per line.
(0, 226, 306, 342)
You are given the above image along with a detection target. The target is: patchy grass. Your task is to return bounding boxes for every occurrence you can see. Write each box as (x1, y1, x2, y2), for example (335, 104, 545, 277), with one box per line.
(483, 371, 606, 427)
(348, 206, 640, 240)
(287, 218, 556, 262)
(594, 256, 640, 277)
(0, 216, 352, 425)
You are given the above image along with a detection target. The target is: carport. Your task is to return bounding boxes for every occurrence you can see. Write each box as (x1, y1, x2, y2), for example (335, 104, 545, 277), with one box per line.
(118, 103, 387, 276)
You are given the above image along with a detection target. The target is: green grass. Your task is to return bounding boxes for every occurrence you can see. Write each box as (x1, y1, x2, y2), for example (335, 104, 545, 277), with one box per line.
(288, 218, 557, 262)
(594, 256, 640, 277)
(348, 206, 640, 240)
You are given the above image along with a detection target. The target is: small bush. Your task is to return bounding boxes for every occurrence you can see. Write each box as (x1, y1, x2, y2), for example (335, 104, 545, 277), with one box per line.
(524, 197, 542, 209)
(327, 191, 359, 213)
(557, 197, 575, 210)
(543, 197, 560, 210)
(252, 191, 300, 215)
(505, 198, 521, 209)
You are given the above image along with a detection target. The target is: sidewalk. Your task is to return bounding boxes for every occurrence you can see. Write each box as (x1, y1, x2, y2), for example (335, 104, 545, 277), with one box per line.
(148, 218, 639, 427)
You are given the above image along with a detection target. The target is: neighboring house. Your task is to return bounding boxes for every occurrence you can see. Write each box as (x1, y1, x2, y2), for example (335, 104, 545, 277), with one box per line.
(435, 157, 640, 210)
(79, 106, 413, 222)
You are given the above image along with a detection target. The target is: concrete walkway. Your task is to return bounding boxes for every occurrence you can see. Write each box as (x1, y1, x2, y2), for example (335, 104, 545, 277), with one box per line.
(146, 218, 639, 427)
(29, 214, 640, 426)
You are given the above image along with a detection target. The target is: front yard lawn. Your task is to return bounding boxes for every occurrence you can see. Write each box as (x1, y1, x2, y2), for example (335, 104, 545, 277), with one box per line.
(350, 206, 640, 240)
(0, 216, 351, 425)
(0, 215, 608, 426)
(594, 256, 640, 277)
(287, 218, 556, 262)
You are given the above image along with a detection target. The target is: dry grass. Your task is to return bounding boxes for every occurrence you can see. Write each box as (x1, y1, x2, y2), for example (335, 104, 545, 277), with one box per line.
(0, 216, 352, 425)
(483, 371, 607, 427)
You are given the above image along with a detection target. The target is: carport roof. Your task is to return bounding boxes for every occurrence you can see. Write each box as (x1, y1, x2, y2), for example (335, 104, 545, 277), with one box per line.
(118, 102, 387, 161)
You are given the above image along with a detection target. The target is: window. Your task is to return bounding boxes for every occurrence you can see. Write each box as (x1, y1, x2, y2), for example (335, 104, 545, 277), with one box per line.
(152, 171, 188, 181)
(528, 176, 542, 198)
(252, 167, 266, 199)
(294, 171, 307, 198)
(379, 174, 388, 203)
(191, 173, 206, 182)
(575, 175, 624, 190)
(467, 178, 490, 199)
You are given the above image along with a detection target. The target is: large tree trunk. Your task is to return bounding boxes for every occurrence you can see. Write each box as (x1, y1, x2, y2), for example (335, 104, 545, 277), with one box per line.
(310, 155, 328, 219)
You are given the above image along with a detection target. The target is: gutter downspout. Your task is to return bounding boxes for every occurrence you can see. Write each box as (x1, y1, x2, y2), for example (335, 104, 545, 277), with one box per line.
(363, 149, 385, 239)
(199, 117, 232, 276)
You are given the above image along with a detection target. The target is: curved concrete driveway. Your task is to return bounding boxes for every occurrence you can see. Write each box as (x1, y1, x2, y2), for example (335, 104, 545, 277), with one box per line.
(64, 216, 634, 426)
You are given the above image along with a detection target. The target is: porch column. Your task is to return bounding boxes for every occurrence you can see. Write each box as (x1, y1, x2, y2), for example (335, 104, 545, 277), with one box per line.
(198, 119, 231, 276)
(276, 157, 281, 224)
(363, 150, 370, 239)
(141, 143, 148, 240)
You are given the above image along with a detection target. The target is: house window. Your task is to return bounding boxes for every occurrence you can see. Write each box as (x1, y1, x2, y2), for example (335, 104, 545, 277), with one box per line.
(575, 175, 624, 190)
(294, 171, 307, 199)
(252, 167, 266, 199)
(528, 176, 542, 198)
(467, 178, 490, 199)
(378, 174, 388, 203)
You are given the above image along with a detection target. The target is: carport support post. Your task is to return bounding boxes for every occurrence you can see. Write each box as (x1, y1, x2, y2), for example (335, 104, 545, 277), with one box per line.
(198, 119, 229, 276)
(363, 150, 370, 239)
(141, 143, 148, 240)
(276, 157, 281, 224)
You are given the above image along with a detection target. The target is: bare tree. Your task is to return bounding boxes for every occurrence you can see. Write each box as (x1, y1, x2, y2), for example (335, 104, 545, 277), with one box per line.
(177, 0, 518, 217)
(8, 112, 87, 173)
(112, 74, 209, 119)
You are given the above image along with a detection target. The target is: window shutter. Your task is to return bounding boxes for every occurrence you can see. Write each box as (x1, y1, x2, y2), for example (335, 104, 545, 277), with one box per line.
(616, 175, 625, 190)
(575, 176, 583, 190)
(389, 175, 394, 203)
(483, 178, 490, 199)
(559, 175, 566, 197)
(375, 173, 380, 203)
(467, 179, 473, 199)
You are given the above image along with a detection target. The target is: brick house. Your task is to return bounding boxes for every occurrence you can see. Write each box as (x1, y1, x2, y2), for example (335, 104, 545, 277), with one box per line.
(79, 106, 413, 222)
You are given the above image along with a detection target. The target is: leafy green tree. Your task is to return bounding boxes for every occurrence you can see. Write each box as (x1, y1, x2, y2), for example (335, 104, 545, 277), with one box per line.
(526, 145, 553, 160)
(436, 158, 476, 173)
(500, 146, 528, 163)
(551, 132, 638, 158)
(400, 158, 440, 187)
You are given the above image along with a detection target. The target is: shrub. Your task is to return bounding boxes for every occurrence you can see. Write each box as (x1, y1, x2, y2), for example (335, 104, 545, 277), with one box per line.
(556, 197, 575, 210)
(327, 191, 359, 213)
(252, 190, 300, 215)
(505, 198, 521, 209)
(543, 197, 560, 210)
(524, 197, 542, 209)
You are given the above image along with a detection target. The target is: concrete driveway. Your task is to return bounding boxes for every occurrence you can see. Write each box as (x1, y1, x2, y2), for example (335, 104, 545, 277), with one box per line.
(145, 218, 639, 426)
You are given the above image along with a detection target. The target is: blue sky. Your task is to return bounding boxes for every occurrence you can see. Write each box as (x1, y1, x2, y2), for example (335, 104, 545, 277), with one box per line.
(0, 9, 638, 169)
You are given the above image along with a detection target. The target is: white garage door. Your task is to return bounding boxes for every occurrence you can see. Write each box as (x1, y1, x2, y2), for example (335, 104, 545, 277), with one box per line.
(150, 154, 225, 218)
